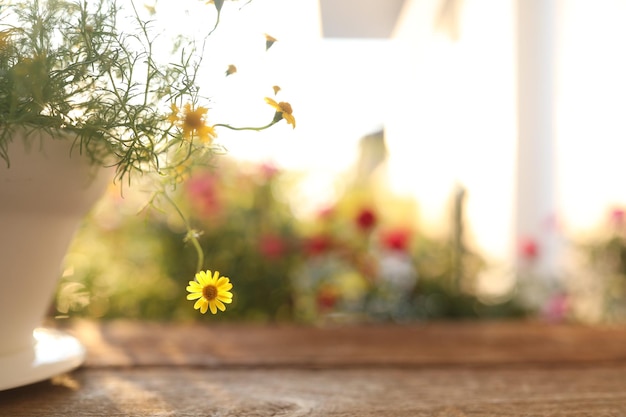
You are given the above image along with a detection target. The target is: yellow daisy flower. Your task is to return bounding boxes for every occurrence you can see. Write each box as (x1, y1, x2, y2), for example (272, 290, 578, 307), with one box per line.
(169, 103, 217, 143)
(186, 270, 233, 314)
(265, 97, 295, 128)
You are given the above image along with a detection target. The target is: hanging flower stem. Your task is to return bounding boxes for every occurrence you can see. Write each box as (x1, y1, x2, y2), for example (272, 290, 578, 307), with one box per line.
(161, 191, 204, 273)
(213, 121, 277, 132)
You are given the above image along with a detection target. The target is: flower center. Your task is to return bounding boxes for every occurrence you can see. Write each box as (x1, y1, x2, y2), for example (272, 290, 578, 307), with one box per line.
(184, 111, 204, 130)
(278, 102, 292, 115)
(202, 285, 218, 301)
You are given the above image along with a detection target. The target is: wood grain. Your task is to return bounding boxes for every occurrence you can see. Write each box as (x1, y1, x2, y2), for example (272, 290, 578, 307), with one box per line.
(3, 366, 626, 416)
(64, 319, 626, 368)
(1, 319, 626, 416)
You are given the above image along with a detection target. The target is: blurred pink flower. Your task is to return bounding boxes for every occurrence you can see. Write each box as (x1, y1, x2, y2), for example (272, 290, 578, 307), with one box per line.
(611, 208, 625, 229)
(316, 205, 336, 221)
(542, 293, 569, 323)
(186, 172, 222, 216)
(258, 162, 280, 180)
(519, 237, 539, 260)
(542, 213, 561, 233)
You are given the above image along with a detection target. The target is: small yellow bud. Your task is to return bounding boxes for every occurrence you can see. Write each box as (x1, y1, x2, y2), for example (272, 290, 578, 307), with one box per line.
(265, 33, 277, 51)
(225, 64, 237, 76)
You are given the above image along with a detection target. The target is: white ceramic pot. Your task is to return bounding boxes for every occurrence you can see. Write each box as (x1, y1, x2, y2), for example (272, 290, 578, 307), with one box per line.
(0, 130, 111, 390)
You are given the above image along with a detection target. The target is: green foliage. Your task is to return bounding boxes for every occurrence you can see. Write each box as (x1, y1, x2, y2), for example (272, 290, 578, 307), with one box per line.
(565, 208, 626, 322)
(56, 161, 531, 322)
(2, 0, 295, 295)
(0, 0, 212, 181)
(58, 158, 301, 321)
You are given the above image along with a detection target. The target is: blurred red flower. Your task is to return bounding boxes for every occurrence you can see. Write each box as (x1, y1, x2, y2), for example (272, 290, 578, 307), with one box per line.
(303, 234, 333, 256)
(316, 286, 339, 311)
(186, 172, 221, 216)
(258, 234, 286, 260)
(380, 228, 412, 252)
(355, 207, 377, 231)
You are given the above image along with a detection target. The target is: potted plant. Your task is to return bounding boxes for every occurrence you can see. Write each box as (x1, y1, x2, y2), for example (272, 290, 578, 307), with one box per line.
(0, 0, 295, 390)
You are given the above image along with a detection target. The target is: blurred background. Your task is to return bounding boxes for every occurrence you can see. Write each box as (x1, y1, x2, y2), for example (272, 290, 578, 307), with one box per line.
(54, 0, 626, 324)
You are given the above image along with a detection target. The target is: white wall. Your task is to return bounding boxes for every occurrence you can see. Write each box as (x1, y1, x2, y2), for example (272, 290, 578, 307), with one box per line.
(188, 0, 626, 270)
(387, 0, 626, 269)
(386, 0, 517, 263)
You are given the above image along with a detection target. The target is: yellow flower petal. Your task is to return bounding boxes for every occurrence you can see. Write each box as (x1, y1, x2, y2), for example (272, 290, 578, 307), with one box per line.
(187, 281, 202, 290)
(217, 295, 233, 304)
(214, 299, 226, 311)
(187, 292, 202, 300)
(265, 97, 280, 111)
(194, 298, 207, 313)
(196, 270, 210, 286)
(283, 112, 296, 128)
(208, 301, 218, 314)
(218, 290, 233, 298)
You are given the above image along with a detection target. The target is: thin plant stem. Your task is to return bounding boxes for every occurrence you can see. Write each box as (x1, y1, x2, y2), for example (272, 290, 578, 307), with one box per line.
(161, 191, 204, 273)
(213, 121, 276, 131)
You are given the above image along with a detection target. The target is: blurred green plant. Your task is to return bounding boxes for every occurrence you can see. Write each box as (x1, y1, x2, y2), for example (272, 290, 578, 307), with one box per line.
(57, 157, 301, 321)
(289, 183, 527, 324)
(559, 207, 626, 323)
(56, 160, 529, 323)
(2, 0, 298, 319)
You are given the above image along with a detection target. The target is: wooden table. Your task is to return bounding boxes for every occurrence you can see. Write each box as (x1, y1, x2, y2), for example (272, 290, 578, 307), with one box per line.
(2, 319, 626, 416)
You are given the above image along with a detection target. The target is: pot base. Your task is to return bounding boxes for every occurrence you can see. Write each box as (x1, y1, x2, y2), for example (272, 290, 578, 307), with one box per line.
(0, 327, 86, 391)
